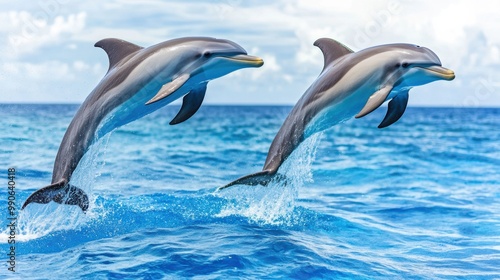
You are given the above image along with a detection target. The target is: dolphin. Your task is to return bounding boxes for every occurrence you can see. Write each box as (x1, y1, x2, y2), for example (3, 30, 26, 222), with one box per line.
(22, 37, 264, 211)
(219, 38, 454, 190)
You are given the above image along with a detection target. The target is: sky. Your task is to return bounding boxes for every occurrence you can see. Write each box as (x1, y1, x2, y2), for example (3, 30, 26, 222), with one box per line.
(0, 0, 499, 107)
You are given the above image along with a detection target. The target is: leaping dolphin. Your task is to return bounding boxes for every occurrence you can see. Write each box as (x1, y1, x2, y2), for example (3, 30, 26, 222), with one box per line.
(219, 38, 454, 190)
(22, 37, 264, 211)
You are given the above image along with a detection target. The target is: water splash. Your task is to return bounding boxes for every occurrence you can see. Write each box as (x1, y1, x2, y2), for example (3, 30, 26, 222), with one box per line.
(217, 133, 322, 225)
(10, 134, 113, 241)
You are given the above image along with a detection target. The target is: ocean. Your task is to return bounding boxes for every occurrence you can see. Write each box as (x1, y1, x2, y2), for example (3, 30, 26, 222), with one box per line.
(0, 104, 499, 279)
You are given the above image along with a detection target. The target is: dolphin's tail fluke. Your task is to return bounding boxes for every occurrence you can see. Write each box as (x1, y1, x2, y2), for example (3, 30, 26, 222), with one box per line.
(218, 171, 286, 191)
(21, 180, 89, 212)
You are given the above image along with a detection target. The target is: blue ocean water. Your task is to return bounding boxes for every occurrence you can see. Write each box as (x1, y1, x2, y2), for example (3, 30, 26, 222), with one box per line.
(0, 104, 499, 279)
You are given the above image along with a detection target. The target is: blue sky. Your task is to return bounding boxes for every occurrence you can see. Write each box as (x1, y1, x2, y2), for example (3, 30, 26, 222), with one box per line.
(1, 0, 499, 107)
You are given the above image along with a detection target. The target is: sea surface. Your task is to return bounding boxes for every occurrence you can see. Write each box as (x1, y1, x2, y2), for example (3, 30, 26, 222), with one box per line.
(0, 104, 499, 279)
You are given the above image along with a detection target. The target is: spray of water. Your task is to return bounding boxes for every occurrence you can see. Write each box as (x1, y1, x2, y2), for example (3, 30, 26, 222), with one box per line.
(8, 134, 112, 241)
(217, 132, 322, 225)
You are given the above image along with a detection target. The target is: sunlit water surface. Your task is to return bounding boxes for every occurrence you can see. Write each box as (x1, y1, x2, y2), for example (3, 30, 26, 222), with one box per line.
(0, 104, 499, 279)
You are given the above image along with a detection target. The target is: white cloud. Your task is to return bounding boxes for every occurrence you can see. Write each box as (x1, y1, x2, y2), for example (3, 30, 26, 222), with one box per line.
(6, 11, 86, 55)
(0, 60, 104, 103)
(1, 61, 68, 80)
(0, 0, 499, 106)
(0, 60, 101, 81)
(248, 48, 281, 80)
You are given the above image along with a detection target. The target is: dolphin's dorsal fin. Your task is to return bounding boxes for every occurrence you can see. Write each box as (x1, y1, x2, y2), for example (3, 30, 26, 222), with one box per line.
(94, 38, 143, 72)
(313, 38, 354, 73)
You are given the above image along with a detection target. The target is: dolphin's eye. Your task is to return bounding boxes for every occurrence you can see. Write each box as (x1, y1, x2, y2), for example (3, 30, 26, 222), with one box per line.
(402, 62, 409, 68)
(203, 51, 212, 58)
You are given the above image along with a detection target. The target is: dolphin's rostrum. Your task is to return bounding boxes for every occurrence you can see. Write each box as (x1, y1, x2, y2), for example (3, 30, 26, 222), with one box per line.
(22, 37, 264, 211)
(219, 38, 454, 190)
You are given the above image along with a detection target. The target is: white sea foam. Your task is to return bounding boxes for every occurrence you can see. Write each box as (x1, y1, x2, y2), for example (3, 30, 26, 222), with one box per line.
(217, 132, 322, 225)
(1, 134, 112, 241)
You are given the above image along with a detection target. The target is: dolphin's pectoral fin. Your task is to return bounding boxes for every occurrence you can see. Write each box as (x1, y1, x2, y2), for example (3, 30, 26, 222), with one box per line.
(378, 90, 409, 128)
(314, 38, 354, 73)
(218, 171, 284, 191)
(170, 83, 207, 125)
(94, 38, 143, 72)
(145, 73, 191, 105)
(355, 85, 393, 118)
(21, 180, 89, 212)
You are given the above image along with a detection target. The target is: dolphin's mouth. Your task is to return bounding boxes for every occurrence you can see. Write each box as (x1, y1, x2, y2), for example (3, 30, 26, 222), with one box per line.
(223, 54, 264, 67)
(416, 65, 455, 81)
